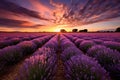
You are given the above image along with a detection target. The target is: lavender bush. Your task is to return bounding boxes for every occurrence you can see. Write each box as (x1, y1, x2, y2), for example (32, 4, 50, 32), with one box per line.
(103, 41, 120, 52)
(72, 37, 78, 42)
(0, 41, 7, 49)
(74, 39, 84, 47)
(94, 49, 120, 80)
(0, 46, 23, 65)
(60, 35, 75, 51)
(0, 46, 23, 73)
(16, 48, 57, 80)
(61, 47, 83, 62)
(33, 47, 56, 56)
(10, 38, 21, 45)
(17, 41, 37, 55)
(0, 38, 20, 49)
(87, 45, 107, 57)
(64, 55, 111, 80)
(43, 35, 58, 50)
(61, 41, 75, 51)
(79, 40, 96, 52)
(32, 39, 45, 47)
(32, 35, 53, 48)
(87, 45, 120, 80)
(92, 39, 103, 44)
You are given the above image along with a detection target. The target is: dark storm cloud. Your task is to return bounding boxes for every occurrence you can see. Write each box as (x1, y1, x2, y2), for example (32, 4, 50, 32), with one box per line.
(0, 0, 48, 20)
(0, 18, 43, 28)
(52, 0, 120, 25)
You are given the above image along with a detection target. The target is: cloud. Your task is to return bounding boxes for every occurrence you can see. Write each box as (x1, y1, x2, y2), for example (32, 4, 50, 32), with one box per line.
(50, 0, 120, 26)
(0, 0, 48, 20)
(0, 0, 120, 29)
(29, 0, 53, 18)
(0, 18, 44, 28)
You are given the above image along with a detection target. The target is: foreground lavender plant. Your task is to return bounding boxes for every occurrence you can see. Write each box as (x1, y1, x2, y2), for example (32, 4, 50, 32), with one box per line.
(16, 48, 57, 80)
(0, 46, 23, 73)
(65, 55, 111, 80)
(95, 49, 120, 80)
(87, 45, 120, 80)
(0, 46, 23, 65)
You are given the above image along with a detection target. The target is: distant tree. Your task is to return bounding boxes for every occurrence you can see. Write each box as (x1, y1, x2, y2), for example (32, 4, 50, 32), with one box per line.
(79, 29, 88, 32)
(84, 29, 88, 32)
(72, 29, 78, 32)
(60, 29, 67, 32)
(115, 27, 120, 32)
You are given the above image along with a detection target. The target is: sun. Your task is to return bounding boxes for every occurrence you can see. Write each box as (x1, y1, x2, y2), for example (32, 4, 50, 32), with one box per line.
(54, 28, 61, 32)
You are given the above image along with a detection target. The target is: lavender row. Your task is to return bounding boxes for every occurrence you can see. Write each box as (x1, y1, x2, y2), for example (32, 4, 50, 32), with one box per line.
(16, 35, 59, 80)
(64, 34, 120, 80)
(87, 45, 120, 80)
(0, 35, 54, 73)
(0, 33, 50, 41)
(64, 34, 120, 52)
(0, 34, 46, 49)
(71, 33, 120, 42)
(16, 48, 57, 80)
(64, 34, 95, 53)
(60, 35, 111, 80)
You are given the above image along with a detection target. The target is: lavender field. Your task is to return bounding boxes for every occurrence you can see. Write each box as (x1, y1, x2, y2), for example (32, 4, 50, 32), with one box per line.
(0, 32, 120, 80)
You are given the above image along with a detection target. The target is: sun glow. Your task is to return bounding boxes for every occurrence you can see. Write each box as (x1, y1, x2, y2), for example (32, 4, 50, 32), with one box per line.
(54, 28, 60, 32)
(53, 24, 69, 32)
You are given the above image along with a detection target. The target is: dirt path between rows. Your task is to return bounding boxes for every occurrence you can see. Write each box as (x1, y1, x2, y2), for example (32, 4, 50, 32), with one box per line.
(54, 34, 66, 80)
(54, 51, 66, 80)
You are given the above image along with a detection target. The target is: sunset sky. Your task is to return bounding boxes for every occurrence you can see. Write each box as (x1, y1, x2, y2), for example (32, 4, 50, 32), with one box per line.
(0, 0, 120, 32)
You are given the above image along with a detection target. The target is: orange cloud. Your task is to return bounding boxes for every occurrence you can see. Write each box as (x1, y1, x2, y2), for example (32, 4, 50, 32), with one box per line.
(29, 0, 54, 19)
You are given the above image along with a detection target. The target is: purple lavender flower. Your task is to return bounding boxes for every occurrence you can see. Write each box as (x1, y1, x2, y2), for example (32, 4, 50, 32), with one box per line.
(79, 40, 96, 53)
(42, 35, 58, 50)
(17, 41, 37, 55)
(103, 41, 120, 52)
(0, 45, 22, 66)
(61, 41, 75, 51)
(31, 35, 53, 48)
(33, 47, 56, 57)
(0, 37, 21, 49)
(87, 45, 107, 57)
(72, 37, 78, 41)
(16, 50, 57, 80)
(93, 48, 120, 80)
(87, 45, 120, 80)
(83, 37, 91, 40)
(92, 39, 103, 44)
(60, 36, 75, 51)
(10, 38, 21, 44)
(0, 41, 8, 49)
(0, 46, 23, 73)
(32, 39, 44, 47)
(74, 39, 84, 47)
(61, 47, 83, 62)
(64, 55, 111, 80)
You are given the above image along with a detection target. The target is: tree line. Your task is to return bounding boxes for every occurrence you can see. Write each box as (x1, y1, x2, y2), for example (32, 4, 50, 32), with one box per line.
(60, 27, 120, 32)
